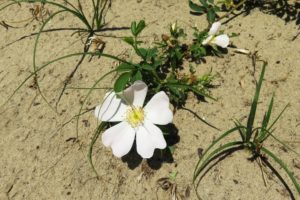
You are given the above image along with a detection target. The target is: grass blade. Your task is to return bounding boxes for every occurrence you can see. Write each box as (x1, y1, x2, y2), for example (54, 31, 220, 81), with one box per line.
(246, 62, 267, 142)
(259, 104, 289, 143)
(268, 103, 289, 132)
(1, 52, 134, 108)
(234, 120, 246, 142)
(194, 141, 243, 182)
(75, 68, 117, 138)
(193, 126, 244, 179)
(261, 94, 274, 131)
(261, 147, 300, 195)
(261, 129, 300, 157)
(32, 10, 66, 112)
(0, 1, 19, 12)
(88, 122, 107, 177)
(15, 0, 92, 30)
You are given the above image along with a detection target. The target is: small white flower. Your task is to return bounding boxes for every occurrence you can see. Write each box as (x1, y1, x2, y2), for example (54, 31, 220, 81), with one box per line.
(202, 22, 230, 48)
(95, 81, 173, 159)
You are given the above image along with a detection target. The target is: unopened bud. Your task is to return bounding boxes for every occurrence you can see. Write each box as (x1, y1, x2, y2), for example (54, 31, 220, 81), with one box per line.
(162, 34, 170, 41)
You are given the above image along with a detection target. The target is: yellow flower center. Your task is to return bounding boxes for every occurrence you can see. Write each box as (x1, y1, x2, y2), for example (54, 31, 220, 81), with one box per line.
(126, 107, 145, 127)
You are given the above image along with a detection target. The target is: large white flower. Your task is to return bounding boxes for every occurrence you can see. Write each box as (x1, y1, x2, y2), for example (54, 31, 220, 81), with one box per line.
(202, 21, 230, 48)
(95, 81, 173, 159)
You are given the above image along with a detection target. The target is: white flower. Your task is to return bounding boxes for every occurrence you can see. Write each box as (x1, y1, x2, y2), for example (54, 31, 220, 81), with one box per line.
(202, 22, 230, 48)
(95, 81, 173, 159)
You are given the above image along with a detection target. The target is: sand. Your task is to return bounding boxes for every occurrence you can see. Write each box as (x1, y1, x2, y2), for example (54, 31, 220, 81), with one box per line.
(0, 0, 300, 199)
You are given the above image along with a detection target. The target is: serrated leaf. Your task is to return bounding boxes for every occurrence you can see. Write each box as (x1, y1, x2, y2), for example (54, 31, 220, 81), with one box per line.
(114, 72, 131, 93)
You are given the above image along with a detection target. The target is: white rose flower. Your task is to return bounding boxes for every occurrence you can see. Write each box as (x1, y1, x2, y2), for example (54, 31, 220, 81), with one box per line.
(95, 81, 173, 159)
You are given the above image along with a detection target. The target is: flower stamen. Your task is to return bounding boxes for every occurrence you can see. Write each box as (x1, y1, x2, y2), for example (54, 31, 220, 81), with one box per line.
(126, 107, 145, 127)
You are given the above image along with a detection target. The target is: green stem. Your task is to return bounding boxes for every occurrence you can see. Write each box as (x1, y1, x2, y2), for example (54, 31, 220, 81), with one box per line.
(218, 0, 247, 21)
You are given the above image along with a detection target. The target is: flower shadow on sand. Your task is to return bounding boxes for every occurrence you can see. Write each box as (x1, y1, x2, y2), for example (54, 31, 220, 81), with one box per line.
(121, 124, 180, 170)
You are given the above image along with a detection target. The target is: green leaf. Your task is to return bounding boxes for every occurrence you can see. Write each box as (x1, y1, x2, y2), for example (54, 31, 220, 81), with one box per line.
(131, 21, 137, 36)
(200, 0, 209, 7)
(234, 120, 246, 142)
(114, 72, 131, 93)
(259, 95, 274, 140)
(189, 1, 205, 13)
(246, 62, 267, 142)
(207, 8, 216, 24)
(261, 147, 300, 195)
(138, 48, 148, 59)
(116, 63, 135, 72)
(146, 48, 158, 60)
(131, 20, 146, 37)
(135, 20, 146, 36)
(141, 63, 154, 71)
(132, 70, 142, 81)
(214, 5, 221, 12)
(166, 83, 215, 100)
(267, 103, 289, 133)
(268, 131, 300, 157)
(123, 37, 135, 46)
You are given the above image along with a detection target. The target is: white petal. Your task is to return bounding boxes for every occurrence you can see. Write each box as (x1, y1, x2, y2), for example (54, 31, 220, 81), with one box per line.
(136, 120, 167, 158)
(144, 91, 173, 125)
(122, 81, 148, 107)
(202, 35, 213, 46)
(95, 91, 127, 122)
(208, 22, 221, 35)
(102, 122, 135, 158)
(211, 34, 230, 48)
(234, 48, 250, 55)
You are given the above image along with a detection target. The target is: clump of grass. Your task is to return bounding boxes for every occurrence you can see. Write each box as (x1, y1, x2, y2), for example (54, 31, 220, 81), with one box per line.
(193, 62, 300, 198)
(1, 0, 120, 110)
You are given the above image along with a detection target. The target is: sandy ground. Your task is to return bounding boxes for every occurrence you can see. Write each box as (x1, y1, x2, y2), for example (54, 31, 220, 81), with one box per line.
(0, 0, 300, 199)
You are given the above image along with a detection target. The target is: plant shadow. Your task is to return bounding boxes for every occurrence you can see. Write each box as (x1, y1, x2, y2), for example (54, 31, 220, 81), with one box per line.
(195, 147, 296, 200)
(244, 0, 300, 25)
(121, 123, 180, 170)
